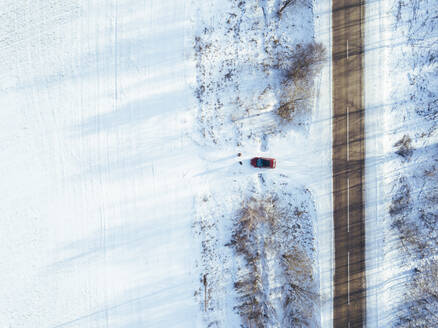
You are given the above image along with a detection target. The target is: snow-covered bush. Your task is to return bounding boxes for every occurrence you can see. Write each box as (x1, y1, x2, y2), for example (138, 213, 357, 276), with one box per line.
(228, 193, 318, 327)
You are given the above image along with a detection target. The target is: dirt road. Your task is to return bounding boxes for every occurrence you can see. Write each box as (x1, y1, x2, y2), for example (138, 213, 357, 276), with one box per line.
(332, 0, 366, 326)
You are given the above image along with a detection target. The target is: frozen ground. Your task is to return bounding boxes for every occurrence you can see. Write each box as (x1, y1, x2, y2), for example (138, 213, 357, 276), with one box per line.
(365, 0, 438, 326)
(0, 0, 332, 327)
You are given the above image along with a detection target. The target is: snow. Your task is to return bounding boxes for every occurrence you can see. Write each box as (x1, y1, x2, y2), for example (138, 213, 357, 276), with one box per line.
(0, 1, 202, 327)
(191, 0, 333, 326)
(365, 0, 438, 326)
(364, 0, 392, 326)
(0, 0, 333, 327)
(313, 0, 333, 325)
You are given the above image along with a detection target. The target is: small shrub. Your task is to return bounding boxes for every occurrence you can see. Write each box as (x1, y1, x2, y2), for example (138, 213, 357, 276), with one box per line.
(394, 134, 414, 160)
(389, 179, 411, 216)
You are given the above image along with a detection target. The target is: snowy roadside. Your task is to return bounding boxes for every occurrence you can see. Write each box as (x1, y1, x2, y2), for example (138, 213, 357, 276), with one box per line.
(313, 0, 333, 325)
(191, 0, 333, 326)
(364, 0, 392, 325)
(365, 0, 438, 326)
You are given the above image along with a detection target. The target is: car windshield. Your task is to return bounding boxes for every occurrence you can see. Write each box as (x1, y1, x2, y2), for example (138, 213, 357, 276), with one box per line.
(257, 158, 270, 167)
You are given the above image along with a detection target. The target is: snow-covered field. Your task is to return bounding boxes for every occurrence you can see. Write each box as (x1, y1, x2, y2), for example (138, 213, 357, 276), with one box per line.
(365, 0, 438, 326)
(0, 1, 203, 327)
(0, 0, 333, 327)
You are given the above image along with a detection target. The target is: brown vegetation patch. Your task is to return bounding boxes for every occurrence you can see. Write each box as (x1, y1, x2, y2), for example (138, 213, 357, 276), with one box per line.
(276, 42, 326, 122)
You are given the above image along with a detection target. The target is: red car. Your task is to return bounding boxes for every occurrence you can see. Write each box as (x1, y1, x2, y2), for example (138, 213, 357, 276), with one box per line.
(251, 157, 276, 168)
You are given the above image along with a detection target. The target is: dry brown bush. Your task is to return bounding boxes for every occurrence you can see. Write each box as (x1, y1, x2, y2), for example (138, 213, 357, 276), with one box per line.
(238, 196, 278, 231)
(276, 42, 326, 122)
(228, 194, 317, 327)
(283, 249, 312, 279)
(285, 42, 326, 82)
(277, 82, 311, 121)
(228, 197, 275, 327)
(394, 134, 414, 160)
